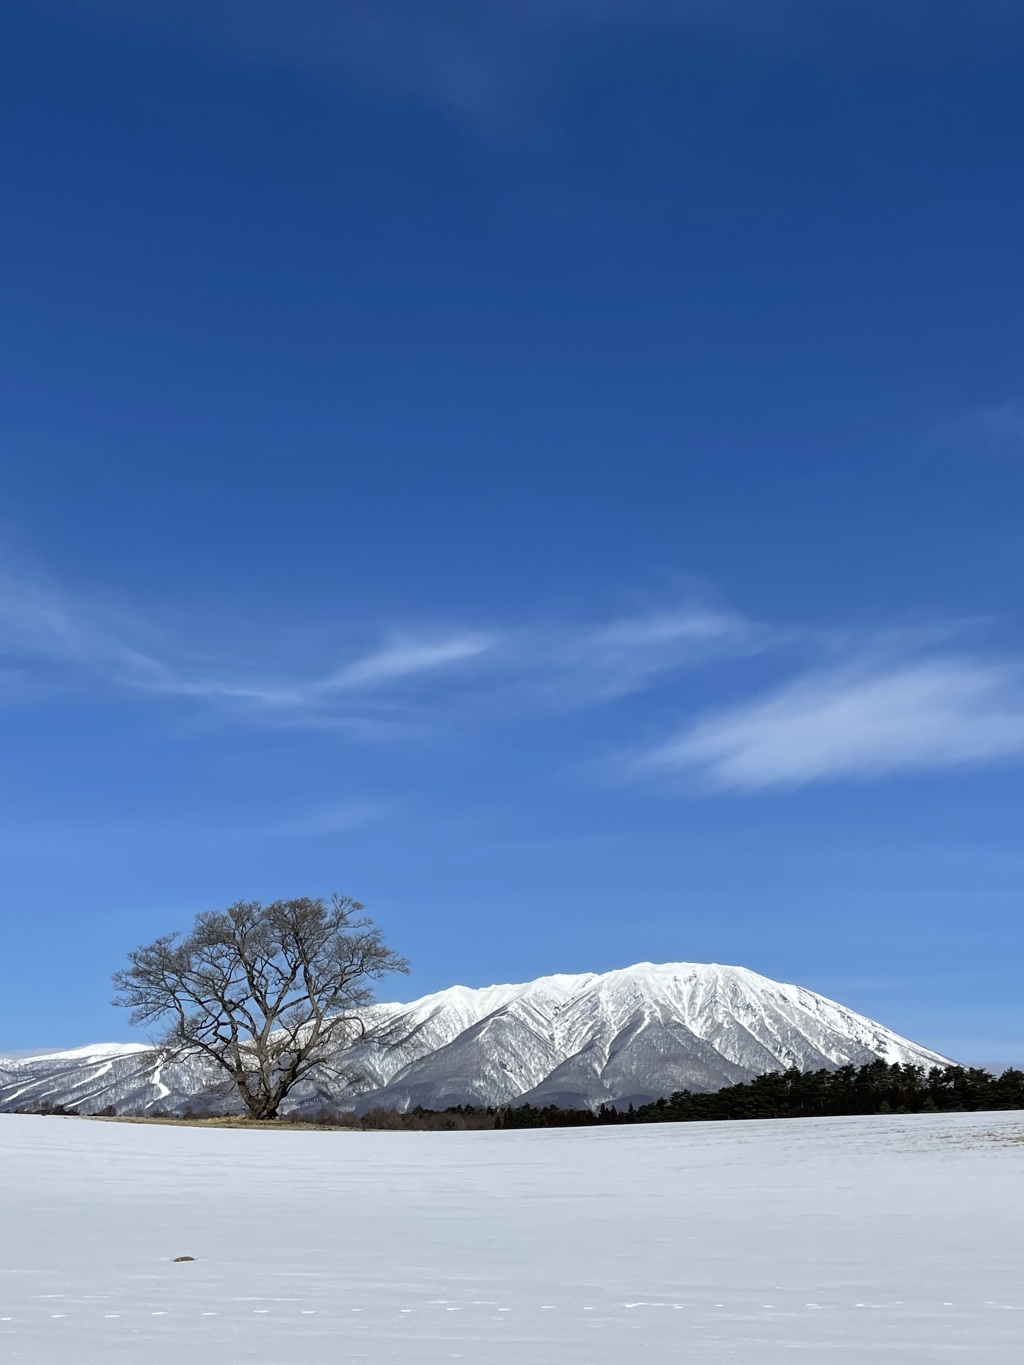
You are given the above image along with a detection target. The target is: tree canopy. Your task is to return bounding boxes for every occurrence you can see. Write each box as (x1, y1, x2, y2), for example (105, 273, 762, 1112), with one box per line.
(112, 895, 407, 1118)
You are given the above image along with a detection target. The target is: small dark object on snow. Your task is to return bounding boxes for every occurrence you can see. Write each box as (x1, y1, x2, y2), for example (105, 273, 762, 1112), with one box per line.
(172, 1256, 196, 1262)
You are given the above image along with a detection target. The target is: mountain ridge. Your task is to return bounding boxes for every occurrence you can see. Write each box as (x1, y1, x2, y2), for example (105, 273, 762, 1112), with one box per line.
(0, 961, 953, 1115)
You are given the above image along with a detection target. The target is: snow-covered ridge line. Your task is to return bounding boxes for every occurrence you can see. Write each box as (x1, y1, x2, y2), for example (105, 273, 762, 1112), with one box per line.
(0, 960, 953, 1116)
(5, 1042, 154, 1063)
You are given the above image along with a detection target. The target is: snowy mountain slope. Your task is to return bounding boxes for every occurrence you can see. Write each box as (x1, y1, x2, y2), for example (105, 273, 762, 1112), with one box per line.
(0, 961, 953, 1115)
(363, 962, 952, 1111)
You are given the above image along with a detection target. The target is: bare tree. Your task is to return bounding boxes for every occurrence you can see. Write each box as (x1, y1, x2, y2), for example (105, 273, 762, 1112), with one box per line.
(112, 895, 408, 1119)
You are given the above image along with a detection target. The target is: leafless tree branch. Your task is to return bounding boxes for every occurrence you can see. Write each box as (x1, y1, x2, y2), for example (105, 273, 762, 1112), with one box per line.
(112, 895, 408, 1119)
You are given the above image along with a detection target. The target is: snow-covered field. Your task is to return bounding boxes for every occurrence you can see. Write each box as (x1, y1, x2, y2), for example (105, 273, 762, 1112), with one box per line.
(1, 1110, 1022, 1363)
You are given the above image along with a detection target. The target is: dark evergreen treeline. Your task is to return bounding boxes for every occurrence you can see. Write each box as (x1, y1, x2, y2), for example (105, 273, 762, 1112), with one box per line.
(628, 1060, 1024, 1124)
(427, 1061, 1024, 1130)
(352, 1061, 1024, 1129)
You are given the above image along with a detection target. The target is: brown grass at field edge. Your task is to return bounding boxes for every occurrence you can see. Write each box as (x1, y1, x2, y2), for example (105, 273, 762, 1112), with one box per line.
(54, 1112, 364, 1132)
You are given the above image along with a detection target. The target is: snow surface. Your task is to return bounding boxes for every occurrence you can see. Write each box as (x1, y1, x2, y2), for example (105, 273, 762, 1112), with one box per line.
(2, 1109, 1023, 1363)
(0, 960, 953, 1116)
(24, 1043, 152, 1062)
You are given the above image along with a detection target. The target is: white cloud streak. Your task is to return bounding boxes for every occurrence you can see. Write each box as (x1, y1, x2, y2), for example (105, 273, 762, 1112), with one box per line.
(13, 560, 1024, 795)
(508, 606, 764, 710)
(0, 569, 497, 715)
(0, 574, 186, 692)
(0, 566, 754, 732)
(321, 634, 496, 690)
(642, 656, 1024, 791)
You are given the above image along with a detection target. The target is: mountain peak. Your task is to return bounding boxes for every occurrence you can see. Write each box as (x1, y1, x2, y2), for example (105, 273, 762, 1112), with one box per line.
(0, 960, 952, 1117)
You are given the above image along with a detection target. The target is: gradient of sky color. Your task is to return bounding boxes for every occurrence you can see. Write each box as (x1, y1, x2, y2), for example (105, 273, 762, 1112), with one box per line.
(2, 1, 1024, 1062)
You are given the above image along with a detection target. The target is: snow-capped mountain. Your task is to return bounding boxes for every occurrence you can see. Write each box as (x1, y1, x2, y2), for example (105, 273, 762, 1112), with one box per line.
(0, 962, 953, 1116)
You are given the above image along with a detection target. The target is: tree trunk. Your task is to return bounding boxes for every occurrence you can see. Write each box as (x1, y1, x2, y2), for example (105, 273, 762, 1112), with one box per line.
(241, 1090, 280, 1120)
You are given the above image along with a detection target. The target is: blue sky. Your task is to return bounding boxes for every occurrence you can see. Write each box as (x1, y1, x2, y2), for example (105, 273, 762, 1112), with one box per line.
(2, 1, 1024, 1060)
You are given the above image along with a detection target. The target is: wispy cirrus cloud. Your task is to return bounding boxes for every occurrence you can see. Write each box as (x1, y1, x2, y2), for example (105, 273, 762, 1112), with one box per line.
(0, 575, 146, 674)
(320, 634, 495, 691)
(495, 605, 765, 712)
(15, 558, 1024, 795)
(638, 653, 1024, 791)
(0, 562, 755, 732)
(0, 567, 498, 717)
